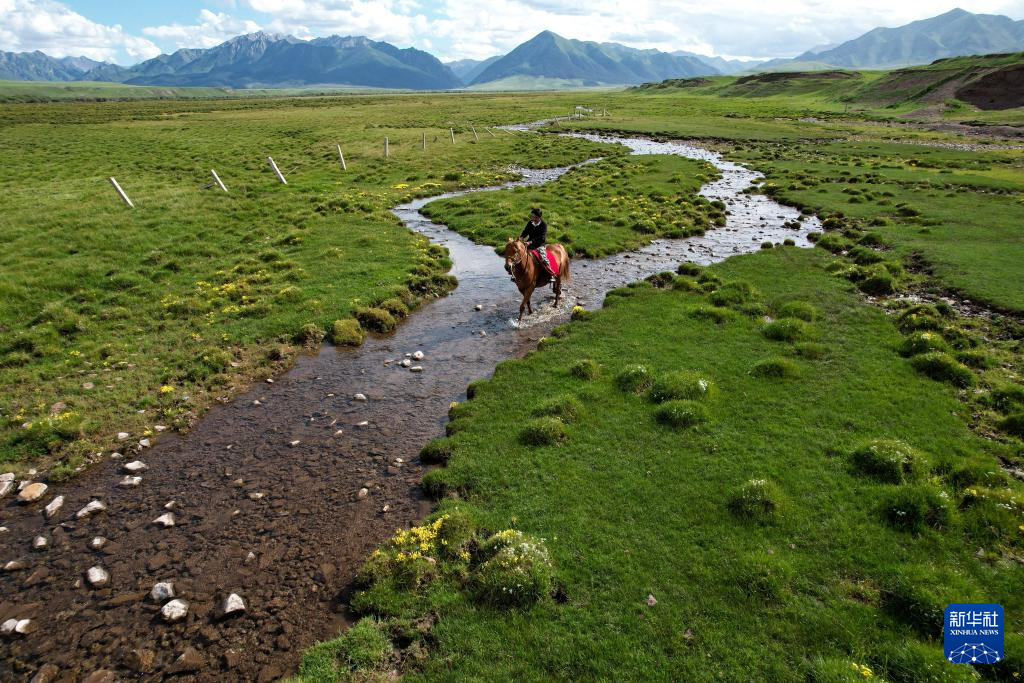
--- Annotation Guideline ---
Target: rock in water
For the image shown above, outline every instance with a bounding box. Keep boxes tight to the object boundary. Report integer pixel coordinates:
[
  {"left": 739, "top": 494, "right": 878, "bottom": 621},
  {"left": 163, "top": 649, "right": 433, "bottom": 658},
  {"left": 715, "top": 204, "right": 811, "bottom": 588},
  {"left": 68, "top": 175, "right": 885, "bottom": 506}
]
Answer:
[
  {"left": 86, "top": 566, "right": 110, "bottom": 588},
  {"left": 18, "top": 483, "right": 47, "bottom": 503},
  {"left": 354, "top": 393, "right": 367, "bottom": 401},
  {"left": 161, "top": 599, "right": 189, "bottom": 622},
  {"left": 169, "top": 647, "right": 204, "bottom": 673},
  {"left": 118, "top": 475, "right": 142, "bottom": 487},
  {"left": 412, "top": 350, "right": 424, "bottom": 360},
  {"left": 76, "top": 500, "right": 106, "bottom": 519},
  {"left": 410, "top": 366, "right": 424, "bottom": 373},
  {"left": 0, "top": 479, "right": 13, "bottom": 499},
  {"left": 43, "top": 496, "right": 64, "bottom": 518},
  {"left": 399, "top": 358, "right": 412, "bottom": 368},
  {"left": 32, "top": 536, "right": 48, "bottom": 551},
  {"left": 123, "top": 460, "right": 147, "bottom": 473},
  {"left": 221, "top": 593, "right": 246, "bottom": 618},
  {"left": 1, "top": 618, "right": 31, "bottom": 636},
  {"left": 152, "top": 513, "right": 175, "bottom": 528},
  {"left": 90, "top": 537, "right": 107, "bottom": 550},
  {"left": 150, "top": 581, "right": 175, "bottom": 602}
]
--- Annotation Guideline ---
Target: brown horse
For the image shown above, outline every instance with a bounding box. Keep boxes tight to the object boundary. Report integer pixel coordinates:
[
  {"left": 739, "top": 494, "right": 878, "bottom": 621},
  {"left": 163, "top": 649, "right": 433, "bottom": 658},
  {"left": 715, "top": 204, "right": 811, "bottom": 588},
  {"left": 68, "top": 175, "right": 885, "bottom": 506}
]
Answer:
[{"left": 503, "top": 237, "right": 571, "bottom": 322}]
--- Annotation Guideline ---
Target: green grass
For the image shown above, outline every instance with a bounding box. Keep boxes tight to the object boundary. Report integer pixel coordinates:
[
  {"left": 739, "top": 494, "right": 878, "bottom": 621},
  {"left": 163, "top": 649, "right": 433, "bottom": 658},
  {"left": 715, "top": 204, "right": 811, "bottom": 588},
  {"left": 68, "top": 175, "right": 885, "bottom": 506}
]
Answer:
[
  {"left": 0, "top": 91, "right": 621, "bottom": 469},
  {"left": 319, "top": 248, "right": 1023, "bottom": 681},
  {"left": 422, "top": 154, "right": 723, "bottom": 258}
]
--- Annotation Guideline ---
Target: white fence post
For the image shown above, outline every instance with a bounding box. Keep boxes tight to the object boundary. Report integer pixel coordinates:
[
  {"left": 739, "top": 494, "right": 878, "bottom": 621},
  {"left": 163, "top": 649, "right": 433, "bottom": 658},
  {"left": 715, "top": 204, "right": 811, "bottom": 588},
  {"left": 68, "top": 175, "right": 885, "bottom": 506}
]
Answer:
[
  {"left": 422, "top": 131, "right": 426, "bottom": 150},
  {"left": 210, "top": 169, "right": 228, "bottom": 193},
  {"left": 450, "top": 127, "right": 455, "bottom": 144},
  {"left": 485, "top": 127, "right": 496, "bottom": 137},
  {"left": 267, "top": 156, "right": 287, "bottom": 185},
  {"left": 470, "top": 124, "right": 479, "bottom": 142},
  {"left": 109, "top": 177, "right": 134, "bottom": 208},
  {"left": 337, "top": 145, "right": 347, "bottom": 170}
]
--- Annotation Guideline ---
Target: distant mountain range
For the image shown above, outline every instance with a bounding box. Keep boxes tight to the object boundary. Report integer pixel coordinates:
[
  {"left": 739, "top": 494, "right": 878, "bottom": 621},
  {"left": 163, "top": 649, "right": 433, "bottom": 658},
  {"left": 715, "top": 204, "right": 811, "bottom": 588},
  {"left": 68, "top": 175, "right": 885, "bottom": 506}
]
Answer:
[
  {"left": 2, "top": 9, "right": 1023, "bottom": 90},
  {"left": 759, "top": 8, "right": 1024, "bottom": 71}
]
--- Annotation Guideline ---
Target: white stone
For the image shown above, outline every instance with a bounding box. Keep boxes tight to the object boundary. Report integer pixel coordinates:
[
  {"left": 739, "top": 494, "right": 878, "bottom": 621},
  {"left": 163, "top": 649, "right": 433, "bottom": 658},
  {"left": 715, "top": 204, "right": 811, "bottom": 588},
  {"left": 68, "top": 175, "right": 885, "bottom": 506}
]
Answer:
[
  {"left": 0, "top": 480, "right": 12, "bottom": 499},
  {"left": 110, "top": 452, "right": 123, "bottom": 459},
  {"left": 399, "top": 359, "right": 412, "bottom": 368},
  {"left": 354, "top": 393, "right": 367, "bottom": 401},
  {"left": 161, "top": 599, "right": 189, "bottom": 622},
  {"left": 253, "top": 400, "right": 262, "bottom": 406},
  {"left": 474, "top": 304, "right": 483, "bottom": 311},
  {"left": 86, "top": 566, "right": 109, "bottom": 588},
  {"left": 17, "top": 482, "right": 47, "bottom": 503},
  {"left": 138, "top": 438, "right": 151, "bottom": 448},
  {"left": 358, "top": 488, "right": 369, "bottom": 498},
  {"left": 0, "top": 618, "right": 30, "bottom": 635},
  {"left": 289, "top": 440, "right": 300, "bottom": 447},
  {"left": 245, "top": 551, "right": 256, "bottom": 563},
  {"left": 123, "top": 461, "right": 147, "bottom": 473},
  {"left": 90, "top": 537, "right": 107, "bottom": 550},
  {"left": 334, "top": 430, "right": 344, "bottom": 436},
  {"left": 154, "top": 425, "right": 167, "bottom": 432},
  {"left": 248, "top": 492, "right": 264, "bottom": 501},
  {"left": 165, "top": 500, "right": 175, "bottom": 510},
  {"left": 265, "top": 378, "right": 274, "bottom": 384},
  {"left": 117, "top": 432, "right": 130, "bottom": 441},
  {"left": 412, "top": 351, "right": 424, "bottom": 361},
  {"left": 357, "top": 421, "right": 369, "bottom": 427},
  {"left": 150, "top": 581, "right": 175, "bottom": 602},
  {"left": 76, "top": 500, "right": 106, "bottom": 519},
  {"left": 32, "top": 536, "right": 48, "bottom": 550},
  {"left": 119, "top": 475, "right": 142, "bottom": 487},
  {"left": 222, "top": 593, "right": 246, "bottom": 616},
  {"left": 3, "top": 560, "right": 26, "bottom": 571},
  {"left": 44, "top": 496, "right": 64, "bottom": 518},
  {"left": 153, "top": 513, "right": 175, "bottom": 528},
  {"left": 0, "top": 472, "right": 13, "bottom": 482},
  {"left": 410, "top": 366, "right": 424, "bottom": 373}
]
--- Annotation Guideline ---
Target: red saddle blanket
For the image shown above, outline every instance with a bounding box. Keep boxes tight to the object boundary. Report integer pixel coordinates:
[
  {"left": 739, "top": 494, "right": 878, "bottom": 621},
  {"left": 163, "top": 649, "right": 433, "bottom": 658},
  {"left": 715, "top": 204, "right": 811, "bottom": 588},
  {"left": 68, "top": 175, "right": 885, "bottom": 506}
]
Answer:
[{"left": 530, "top": 248, "right": 560, "bottom": 277}]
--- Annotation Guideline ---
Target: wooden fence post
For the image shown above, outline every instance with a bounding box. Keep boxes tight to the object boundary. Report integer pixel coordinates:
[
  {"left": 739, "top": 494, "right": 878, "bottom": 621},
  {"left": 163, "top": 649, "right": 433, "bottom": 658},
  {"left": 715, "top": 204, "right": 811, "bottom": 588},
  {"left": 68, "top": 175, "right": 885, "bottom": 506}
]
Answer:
[
  {"left": 485, "top": 127, "right": 496, "bottom": 137},
  {"left": 109, "top": 177, "right": 134, "bottom": 208},
  {"left": 470, "top": 124, "right": 479, "bottom": 142},
  {"left": 422, "top": 131, "right": 426, "bottom": 150},
  {"left": 384, "top": 137, "right": 389, "bottom": 158},
  {"left": 210, "top": 169, "right": 228, "bottom": 193},
  {"left": 267, "top": 157, "right": 287, "bottom": 185},
  {"left": 337, "top": 145, "right": 347, "bottom": 170},
  {"left": 450, "top": 127, "right": 455, "bottom": 144}
]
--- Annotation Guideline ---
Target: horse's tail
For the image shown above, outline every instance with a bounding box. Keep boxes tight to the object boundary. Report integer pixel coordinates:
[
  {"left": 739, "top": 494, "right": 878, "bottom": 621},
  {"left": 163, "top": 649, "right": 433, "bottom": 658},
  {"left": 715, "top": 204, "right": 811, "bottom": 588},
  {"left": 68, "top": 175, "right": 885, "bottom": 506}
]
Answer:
[{"left": 557, "top": 244, "right": 571, "bottom": 282}]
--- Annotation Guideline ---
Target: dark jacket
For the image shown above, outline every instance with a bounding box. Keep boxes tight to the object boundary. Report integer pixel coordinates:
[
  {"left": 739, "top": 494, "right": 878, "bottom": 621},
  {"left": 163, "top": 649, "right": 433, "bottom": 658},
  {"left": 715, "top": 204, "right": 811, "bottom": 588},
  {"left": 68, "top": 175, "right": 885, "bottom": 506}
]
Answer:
[{"left": 520, "top": 219, "right": 547, "bottom": 250}]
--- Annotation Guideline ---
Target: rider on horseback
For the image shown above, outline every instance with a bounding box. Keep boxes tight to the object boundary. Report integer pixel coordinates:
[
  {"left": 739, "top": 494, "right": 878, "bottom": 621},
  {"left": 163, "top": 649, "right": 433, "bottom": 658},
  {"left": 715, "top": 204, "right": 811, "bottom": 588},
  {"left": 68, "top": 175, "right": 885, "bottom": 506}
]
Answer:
[{"left": 508, "top": 208, "right": 553, "bottom": 279}]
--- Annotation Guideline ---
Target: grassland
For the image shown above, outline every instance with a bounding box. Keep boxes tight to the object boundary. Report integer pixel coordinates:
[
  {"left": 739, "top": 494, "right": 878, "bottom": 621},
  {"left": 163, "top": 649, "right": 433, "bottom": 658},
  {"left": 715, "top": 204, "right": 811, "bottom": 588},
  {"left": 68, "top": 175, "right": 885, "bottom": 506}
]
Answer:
[
  {"left": 0, "top": 91, "right": 617, "bottom": 471},
  {"left": 0, "top": 80, "right": 402, "bottom": 103},
  {"left": 422, "top": 154, "right": 725, "bottom": 257},
  {"left": 299, "top": 248, "right": 1024, "bottom": 681}
]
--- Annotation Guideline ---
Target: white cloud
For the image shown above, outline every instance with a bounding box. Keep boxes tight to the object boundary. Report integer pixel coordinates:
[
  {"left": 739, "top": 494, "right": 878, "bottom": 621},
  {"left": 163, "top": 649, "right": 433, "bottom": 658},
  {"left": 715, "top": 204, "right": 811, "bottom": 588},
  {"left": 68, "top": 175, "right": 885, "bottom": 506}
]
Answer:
[
  {"left": 0, "top": 0, "right": 160, "bottom": 62},
  {"left": 143, "top": 10, "right": 263, "bottom": 49}
]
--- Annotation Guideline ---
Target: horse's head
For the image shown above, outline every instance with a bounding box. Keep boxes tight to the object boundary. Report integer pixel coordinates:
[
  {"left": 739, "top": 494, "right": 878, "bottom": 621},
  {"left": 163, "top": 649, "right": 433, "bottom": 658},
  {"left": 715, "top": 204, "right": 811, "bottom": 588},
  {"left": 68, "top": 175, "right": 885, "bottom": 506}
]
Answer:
[{"left": 503, "top": 237, "right": 527, "bottom": 270}]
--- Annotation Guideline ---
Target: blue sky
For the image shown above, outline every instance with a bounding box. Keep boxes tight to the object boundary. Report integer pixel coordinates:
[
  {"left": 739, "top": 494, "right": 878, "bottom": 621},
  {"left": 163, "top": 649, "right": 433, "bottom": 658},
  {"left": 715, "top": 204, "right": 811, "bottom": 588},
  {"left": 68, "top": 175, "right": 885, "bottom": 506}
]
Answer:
[{"left": 2, "top": 0, "right": 1023, "bottom": 65}]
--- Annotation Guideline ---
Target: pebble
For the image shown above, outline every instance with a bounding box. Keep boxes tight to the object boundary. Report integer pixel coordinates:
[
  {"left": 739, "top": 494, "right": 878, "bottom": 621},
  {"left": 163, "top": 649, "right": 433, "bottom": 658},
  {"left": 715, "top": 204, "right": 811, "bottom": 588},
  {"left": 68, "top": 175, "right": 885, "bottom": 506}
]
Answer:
[
  {"left": 138, "top": 438, "right": 151, "bottom": 448},
  {"left": 354, "top": 393, "right": 367, "bottom": 401},
  {"left": 82, "top": 382, "right": 94, "bottom": 390},
  {"left": 248, "top": 492, "right": 265, "bottom": 501},
  {"left": 118, "top": 475, "right": 142, "bottom": 487},
  {"left": 1, "top": 618, "right": 31, "bottom": 635},
  {"left": 480, "top": 330, "right": 487, "bottom": 336},
  {"left": 86, "top": 566, "right": 110, "bottom": 588},
  {"left": 18, "top": 482, "right": 48, "bottom": 503},
  {"left": 161, "top": 599, "right": 189, "bottom": 622},
  {"left": 3, "top": 559, "right": 26, "bottom": 571},
  {"left": 358, "top": 488, "right": 369, "bottom": 498},
  {"left": 412, "top": 350, "right": 425, "bottom": 361},
  {"left": 474, "top": 304, "right": 483, "bottom": 311},
  {"left": 117, "top": 432, "right": 130, "bottom": 441},
  {"left": 399, "top": 359, "right": 412, "bottom": 368},
  {"left": 123, "top": 460, "right": 147, "bottom": 473},
  {"left": 245, "top": 551, "right": 256, "bottom": 563},
  {"left": 169, "top": 646, "right": 204, "bottom": 673},
  {"left": 334, "top": 429, "right": 344, "bottom": 436},
  {"left": 32, "top": 536, "right": 48, "bottom": 551},
  {"left": 90, "top": 537, "right": 107, "bottom": 550},
  {"left": 410, "top": 366, "right": 424, "bottom": 373},
  {"left": 164, "top": 500, "right": 175, "bottom": 510},
  {"left": 0, "top": 479, "right": 13, "bottom": 499},
  {"left": 357, "top": 421, "right": 369, "bottom": 427},
  {"left": 76, "top": 500, "right": 106, "bottom": 519},
  {"left": 150, "top": 581, "right": 175, "bottom": 602},
  {"left": 221, "top": 593, "right": 246, "bottom": 617},
  {"left": 153, "top": 513, "right": 175, "bottom": 528},
  {"left": 265, "top": 378, "right": 274, "bottom": 384},
  {"left": 253, "top": 400, "right": 262, "bottom": 406},
  {"left": 154, "top": 425, "right": 167, "bottom": 432}
]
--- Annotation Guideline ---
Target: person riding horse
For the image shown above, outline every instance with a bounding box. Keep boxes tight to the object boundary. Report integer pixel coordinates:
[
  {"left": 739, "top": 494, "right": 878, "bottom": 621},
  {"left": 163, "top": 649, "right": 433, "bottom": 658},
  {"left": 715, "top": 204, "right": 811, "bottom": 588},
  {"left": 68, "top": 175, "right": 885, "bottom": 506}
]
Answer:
[{"left": 502, "top": 207, "right": 571, "bottom": 321}]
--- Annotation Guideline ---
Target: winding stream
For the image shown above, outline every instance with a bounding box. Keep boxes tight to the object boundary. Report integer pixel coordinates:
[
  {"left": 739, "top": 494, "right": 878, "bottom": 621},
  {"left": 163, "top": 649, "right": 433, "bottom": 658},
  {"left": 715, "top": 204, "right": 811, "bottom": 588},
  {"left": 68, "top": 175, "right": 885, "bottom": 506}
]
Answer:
[{"left": 0, "top": 128, "right": 819, "bottom": 681}]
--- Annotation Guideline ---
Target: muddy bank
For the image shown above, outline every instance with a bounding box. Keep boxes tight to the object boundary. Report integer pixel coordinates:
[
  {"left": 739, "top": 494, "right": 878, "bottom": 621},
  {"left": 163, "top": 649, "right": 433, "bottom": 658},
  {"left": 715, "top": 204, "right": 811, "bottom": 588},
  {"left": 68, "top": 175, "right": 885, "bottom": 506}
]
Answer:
[{"left": 0, "top": 128, "right": 817, "bottom": 681}]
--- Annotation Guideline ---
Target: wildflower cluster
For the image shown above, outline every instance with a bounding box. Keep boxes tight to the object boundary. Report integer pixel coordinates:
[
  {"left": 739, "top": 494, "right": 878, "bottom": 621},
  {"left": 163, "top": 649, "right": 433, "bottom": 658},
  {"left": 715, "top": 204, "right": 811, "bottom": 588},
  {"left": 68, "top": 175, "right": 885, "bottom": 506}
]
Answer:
[{"left": 472, "top": 530, "right": 554, "bottom": 607}]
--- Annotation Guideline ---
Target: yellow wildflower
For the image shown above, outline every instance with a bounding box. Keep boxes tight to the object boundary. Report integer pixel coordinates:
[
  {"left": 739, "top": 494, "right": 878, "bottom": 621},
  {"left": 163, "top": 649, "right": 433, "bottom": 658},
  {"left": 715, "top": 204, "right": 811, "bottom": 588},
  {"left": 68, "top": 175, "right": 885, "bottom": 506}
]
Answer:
[{"left": 159, "top": 385, "right": 174, "bottom": 394}]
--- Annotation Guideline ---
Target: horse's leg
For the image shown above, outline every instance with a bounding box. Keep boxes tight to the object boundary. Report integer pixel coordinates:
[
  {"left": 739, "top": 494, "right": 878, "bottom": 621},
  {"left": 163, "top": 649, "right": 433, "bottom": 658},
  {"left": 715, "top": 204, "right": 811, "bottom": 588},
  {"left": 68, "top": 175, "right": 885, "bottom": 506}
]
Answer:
[
  {"left": 553, "top": 277, "right": 562, "bottom": 307},
  {"left": 518, "top": 295, "right": 526, "bottom": 322},
  {"left": 526, "top": 285, "right": 535, "bottom": 314}
]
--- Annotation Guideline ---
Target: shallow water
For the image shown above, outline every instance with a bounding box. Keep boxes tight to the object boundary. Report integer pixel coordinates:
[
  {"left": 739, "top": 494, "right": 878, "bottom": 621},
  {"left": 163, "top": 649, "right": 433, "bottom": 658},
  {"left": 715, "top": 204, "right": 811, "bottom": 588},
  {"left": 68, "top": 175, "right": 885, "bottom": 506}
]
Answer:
[{"left": 0, "top": 126, "right": 819, "bottom": 680}]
